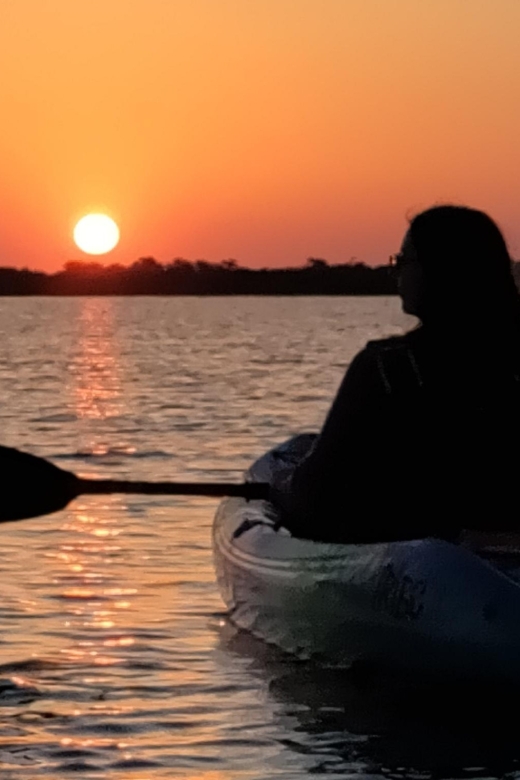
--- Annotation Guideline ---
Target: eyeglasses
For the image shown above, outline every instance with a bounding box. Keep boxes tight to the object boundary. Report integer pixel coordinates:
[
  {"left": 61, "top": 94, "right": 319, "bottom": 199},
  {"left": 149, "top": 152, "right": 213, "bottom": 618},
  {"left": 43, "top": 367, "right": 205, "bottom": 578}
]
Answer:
[{"left": 388, "top": 253, "right": 416, "bottom": 269}]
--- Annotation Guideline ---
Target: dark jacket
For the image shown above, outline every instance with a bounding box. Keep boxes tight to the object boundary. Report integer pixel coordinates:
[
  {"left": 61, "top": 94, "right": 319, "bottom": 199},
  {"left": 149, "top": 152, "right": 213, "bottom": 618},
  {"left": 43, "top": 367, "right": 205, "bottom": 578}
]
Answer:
[{"left": 276, "top": 326, "right": 520, "bottom": 543}]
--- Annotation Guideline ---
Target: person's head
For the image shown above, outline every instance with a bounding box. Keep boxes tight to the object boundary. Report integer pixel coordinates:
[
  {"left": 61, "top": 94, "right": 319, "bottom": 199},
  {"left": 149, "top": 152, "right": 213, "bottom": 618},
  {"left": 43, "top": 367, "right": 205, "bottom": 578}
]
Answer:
[{"left": 394, "top": 205, "right": 518, "bottom": 330}]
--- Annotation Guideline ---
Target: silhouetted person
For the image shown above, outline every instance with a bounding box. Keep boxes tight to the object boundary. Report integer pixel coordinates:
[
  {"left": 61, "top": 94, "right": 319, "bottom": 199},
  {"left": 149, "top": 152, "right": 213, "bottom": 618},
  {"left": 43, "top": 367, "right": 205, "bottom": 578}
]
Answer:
[{"left": 274, "top": 205, "right": 520, "bottom": 543}]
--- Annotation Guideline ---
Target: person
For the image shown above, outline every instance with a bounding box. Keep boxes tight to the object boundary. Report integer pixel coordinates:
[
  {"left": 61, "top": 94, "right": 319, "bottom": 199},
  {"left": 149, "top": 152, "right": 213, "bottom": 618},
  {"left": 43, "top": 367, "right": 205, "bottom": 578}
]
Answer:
[{"left": 273, "top": 205, "right": 520, "bottom": 543}]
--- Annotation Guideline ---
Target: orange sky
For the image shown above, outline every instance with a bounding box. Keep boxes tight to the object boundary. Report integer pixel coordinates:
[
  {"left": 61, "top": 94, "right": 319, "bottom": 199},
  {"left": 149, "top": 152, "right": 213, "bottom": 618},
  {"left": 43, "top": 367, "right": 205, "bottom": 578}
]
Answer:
[{"left": 1, "top": 0, "right": 520, "bottom": 271}]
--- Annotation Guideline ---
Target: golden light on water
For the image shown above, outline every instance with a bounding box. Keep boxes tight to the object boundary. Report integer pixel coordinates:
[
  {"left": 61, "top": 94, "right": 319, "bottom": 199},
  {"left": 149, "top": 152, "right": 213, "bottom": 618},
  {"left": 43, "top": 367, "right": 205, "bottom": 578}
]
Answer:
[
  {"left": 73, "top": 214, "right": 120, "bottom": 255},
  {"left": 69, "top": 298, "right": 124, "bottom": 422}
]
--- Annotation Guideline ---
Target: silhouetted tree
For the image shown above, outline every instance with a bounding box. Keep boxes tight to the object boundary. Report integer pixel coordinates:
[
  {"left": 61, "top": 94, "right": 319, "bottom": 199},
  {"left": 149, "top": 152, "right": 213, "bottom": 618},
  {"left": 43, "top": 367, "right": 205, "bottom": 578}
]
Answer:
[{"left": 306, "top": 257, "right": 329, "bottom": 269}]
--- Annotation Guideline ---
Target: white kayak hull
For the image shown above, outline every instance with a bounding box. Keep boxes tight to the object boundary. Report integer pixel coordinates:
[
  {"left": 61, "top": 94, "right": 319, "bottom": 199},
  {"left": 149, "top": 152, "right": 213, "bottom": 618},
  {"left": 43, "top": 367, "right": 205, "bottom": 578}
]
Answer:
[{"left": 213, "top": 437, "right": 520, "bottom": 681}]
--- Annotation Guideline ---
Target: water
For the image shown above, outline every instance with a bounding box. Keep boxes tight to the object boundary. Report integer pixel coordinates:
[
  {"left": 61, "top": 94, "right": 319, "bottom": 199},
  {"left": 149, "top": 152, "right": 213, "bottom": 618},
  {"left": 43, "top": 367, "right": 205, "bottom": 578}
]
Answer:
[{"left": 0, "top": 296, "right": 517, "bottom": 779}]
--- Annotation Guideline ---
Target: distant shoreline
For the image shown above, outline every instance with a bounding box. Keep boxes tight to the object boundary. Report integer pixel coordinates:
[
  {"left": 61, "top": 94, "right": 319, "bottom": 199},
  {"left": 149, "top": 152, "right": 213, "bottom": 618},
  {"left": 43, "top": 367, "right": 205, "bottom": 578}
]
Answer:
[{"left": 0, "top": 257, "right": 398, "bottom": 296}]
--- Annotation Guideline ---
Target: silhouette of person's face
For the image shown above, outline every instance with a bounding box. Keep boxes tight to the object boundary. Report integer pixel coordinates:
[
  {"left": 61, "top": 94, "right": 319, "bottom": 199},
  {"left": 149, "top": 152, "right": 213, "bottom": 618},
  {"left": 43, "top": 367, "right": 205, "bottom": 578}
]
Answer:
[{"left": 397, "top": 231, "right": 424, "bottom": 318}]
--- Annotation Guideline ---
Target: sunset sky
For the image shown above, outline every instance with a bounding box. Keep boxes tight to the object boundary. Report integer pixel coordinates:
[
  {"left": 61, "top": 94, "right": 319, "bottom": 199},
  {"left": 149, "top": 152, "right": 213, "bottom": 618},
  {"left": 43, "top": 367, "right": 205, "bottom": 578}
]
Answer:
[{"left": 1, "top": 0, "right": 520, "bottom": 271}]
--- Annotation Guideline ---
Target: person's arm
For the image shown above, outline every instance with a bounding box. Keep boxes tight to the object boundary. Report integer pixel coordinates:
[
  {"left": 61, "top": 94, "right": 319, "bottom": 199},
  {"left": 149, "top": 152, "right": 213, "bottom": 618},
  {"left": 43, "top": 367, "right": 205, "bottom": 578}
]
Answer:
[
  {"left": 272, "top": 346, "right": 386, "bottom": 537},
  {"left": 304, "top": 347, "right": 384, "bottom": 464}
]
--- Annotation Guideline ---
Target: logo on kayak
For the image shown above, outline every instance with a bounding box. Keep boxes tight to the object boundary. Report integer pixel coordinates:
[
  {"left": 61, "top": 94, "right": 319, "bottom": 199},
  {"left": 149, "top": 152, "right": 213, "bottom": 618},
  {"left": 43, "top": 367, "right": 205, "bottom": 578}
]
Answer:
[{"left": 372, "top": 564, "right": 426, "bottom": 621}]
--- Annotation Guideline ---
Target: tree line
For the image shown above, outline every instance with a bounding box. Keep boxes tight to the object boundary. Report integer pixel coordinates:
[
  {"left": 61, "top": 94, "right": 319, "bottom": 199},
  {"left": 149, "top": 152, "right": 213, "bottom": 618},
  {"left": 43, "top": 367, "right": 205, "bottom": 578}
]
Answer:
[
  {"left": 2, "top": 255, "right": 519, "bottom": 296},
  {"left": 0, "top": 257, "right": 399, "bottom": 295}
]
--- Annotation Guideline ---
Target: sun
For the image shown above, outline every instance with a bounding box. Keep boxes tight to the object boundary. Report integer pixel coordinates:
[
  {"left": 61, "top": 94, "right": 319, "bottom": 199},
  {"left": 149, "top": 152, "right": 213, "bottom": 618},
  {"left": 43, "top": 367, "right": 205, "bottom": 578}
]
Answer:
[{"left": 73, "top": 214, "right": 120, "bottom": 255}]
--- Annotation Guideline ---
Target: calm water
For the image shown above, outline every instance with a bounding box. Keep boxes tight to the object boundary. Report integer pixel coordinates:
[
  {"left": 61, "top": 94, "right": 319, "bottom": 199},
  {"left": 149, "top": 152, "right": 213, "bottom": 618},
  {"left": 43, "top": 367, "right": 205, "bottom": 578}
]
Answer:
[{"left": 0, "top": 296, "right": 518, "bottom": 779}]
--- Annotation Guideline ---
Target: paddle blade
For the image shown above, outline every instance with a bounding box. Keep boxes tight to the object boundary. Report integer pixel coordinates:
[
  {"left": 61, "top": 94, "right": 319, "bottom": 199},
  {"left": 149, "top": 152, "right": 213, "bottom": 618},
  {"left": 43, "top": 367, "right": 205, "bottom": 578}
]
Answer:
[{"left": 0, "top": 446, "right": 80, "bottom": 521}]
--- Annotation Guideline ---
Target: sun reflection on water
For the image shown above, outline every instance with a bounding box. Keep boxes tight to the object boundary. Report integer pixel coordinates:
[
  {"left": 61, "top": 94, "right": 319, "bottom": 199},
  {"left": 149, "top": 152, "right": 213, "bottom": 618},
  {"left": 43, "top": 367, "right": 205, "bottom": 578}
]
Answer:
[
  {"left": 50, "top": 298, "right": 141, "bottom": 669},
  {"left": 63, "top": 297, "right": 141, "bottom": 470},
  {"left": 68, "top": 298, "right": 124, "bottom": 422},
  {"left": 48, "top": 501, "right": 136, "bottom": 671}
]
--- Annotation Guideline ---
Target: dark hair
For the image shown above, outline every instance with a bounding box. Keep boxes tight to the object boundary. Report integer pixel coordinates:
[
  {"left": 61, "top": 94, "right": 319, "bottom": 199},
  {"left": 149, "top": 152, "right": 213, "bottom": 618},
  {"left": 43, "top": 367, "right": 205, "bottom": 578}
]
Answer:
[{"left": 408, "top": 205, "right": 520, "bottom": 337}]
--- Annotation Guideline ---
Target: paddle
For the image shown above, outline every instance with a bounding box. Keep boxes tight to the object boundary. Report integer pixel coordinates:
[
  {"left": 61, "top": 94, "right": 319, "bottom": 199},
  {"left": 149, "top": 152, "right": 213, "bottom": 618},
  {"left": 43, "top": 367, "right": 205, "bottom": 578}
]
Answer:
[{"left": 0, "top": 445, "right": 270, "bottom": 522}]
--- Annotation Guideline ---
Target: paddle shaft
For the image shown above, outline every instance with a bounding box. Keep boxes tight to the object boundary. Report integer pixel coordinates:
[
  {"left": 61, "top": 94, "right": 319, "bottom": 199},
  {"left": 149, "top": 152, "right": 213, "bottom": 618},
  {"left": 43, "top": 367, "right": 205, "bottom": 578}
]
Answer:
[
  {"left": 76, "top": 477, "right": 270, "bottom": 500},
  {"left": 0, "top": 444, "right": 270, "bottom": 521}
]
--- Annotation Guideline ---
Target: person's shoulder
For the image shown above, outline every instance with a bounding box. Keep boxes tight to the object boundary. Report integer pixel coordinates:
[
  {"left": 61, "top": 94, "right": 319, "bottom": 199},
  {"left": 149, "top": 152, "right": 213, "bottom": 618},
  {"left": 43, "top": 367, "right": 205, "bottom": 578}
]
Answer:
[
  {"left": 365, "top": 332, "right": 416, "bottom": 355},
  {"left": 346, "top": 334, "right": 410, "bottom": 373},
  {"left": 363, "top": 330, "right": 424, "bottom": 393},
  {"left": 345, "top": 330, "right": 421, "bottom": 381}
]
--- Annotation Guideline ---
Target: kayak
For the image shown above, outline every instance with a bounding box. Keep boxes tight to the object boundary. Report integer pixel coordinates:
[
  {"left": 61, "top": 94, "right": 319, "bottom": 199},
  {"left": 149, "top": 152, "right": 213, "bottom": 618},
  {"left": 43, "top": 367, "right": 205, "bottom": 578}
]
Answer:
[{"left": 213, "top": 435, "right": 520, "bottom": 682}]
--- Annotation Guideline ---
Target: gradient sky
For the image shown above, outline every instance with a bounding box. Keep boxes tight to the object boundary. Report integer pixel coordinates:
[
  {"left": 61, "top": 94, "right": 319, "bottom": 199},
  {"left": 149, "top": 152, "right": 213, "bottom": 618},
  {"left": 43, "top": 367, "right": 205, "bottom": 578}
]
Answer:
[{"left": 1, "top": 0, "right": 520, "bottom": 271}]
